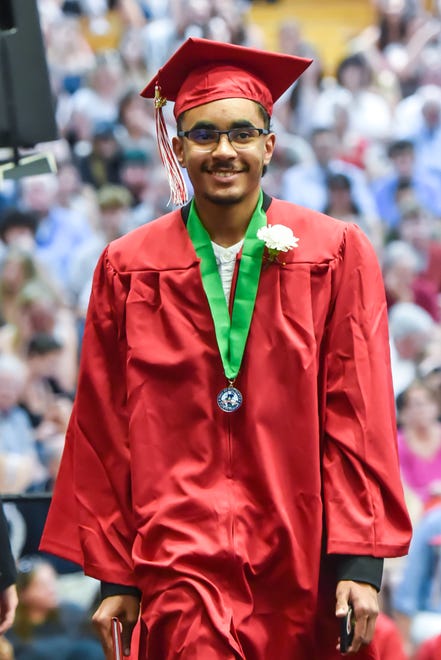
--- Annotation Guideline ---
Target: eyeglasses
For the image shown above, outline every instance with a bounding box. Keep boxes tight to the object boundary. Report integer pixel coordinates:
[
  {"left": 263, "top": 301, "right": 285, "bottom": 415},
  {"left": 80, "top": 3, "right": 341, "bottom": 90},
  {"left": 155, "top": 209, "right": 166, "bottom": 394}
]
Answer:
[{"left": 177, "top": 127, "right": 270, "bottom": 150}]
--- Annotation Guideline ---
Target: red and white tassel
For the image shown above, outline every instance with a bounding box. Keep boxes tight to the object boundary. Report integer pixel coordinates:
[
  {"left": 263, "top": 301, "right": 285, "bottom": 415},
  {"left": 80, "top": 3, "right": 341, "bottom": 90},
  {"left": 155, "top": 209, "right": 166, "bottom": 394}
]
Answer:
[{"left": 154, "top": 86, "right": 188, "bottom": 207}]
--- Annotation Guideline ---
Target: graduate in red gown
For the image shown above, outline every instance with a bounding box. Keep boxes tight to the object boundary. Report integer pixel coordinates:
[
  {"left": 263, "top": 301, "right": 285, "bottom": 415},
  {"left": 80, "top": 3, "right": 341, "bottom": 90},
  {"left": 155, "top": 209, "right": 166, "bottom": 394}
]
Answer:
[{"left": 40, "top": 38, "right": 412, "bottom": 659}]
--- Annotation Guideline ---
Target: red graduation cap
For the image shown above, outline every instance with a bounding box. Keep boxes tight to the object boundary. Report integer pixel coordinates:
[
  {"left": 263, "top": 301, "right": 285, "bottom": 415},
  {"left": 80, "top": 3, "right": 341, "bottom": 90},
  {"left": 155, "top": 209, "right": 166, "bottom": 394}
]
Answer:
[
  {"left": 141, "top": 37, "right": 312, "bottom": 116},
  {"left": 140, "top": 37, "right": 312, "bottom": 205}
]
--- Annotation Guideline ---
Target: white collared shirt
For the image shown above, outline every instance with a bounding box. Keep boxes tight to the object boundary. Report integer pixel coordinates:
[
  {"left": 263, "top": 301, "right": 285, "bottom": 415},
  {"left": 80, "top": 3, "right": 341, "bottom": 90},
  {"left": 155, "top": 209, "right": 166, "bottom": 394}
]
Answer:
[{"left": 211, "top": 239, "right": 244, "bottom": 303}]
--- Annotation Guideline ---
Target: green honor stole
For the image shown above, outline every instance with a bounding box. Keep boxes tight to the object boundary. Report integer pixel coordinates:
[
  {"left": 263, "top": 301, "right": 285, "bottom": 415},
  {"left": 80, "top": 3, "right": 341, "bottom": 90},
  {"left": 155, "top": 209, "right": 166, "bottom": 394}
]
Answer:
[{"left": 187, "top": 190, "right": 266, "bottom": 411}]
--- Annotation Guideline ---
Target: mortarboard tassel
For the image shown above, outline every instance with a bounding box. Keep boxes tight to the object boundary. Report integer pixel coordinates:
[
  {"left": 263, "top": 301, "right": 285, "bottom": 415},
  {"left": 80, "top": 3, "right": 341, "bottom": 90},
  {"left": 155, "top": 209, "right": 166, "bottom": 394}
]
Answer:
[{"left": 154, "top": 86, "right": 188, "bottom": 207}]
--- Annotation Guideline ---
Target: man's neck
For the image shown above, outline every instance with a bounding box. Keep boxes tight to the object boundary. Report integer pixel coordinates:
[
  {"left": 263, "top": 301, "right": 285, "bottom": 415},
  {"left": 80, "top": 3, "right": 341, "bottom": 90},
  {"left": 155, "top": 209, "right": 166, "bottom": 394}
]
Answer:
[{"left": 193, "top": 192, "right": 260, "bottom": 247}]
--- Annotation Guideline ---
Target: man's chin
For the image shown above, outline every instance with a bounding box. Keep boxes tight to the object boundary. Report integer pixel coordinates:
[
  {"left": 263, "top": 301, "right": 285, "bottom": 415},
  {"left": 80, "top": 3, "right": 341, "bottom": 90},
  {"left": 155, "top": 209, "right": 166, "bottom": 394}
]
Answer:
[{"left": 203, "top": 191, "right": 244, "bottom": 206}]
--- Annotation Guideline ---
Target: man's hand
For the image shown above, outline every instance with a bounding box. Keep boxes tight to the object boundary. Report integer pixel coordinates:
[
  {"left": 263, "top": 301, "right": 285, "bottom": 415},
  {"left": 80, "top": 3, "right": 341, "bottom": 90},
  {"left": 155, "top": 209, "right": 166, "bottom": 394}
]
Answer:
[
  {"left": 0, "top": 585, "right": 18, "bottom": 635},
  {"left": 92, "top": 594, "right": 140, "bottom": 659},
  {"left": 335, "top": 580, "right": 379, "bottom": 655}
]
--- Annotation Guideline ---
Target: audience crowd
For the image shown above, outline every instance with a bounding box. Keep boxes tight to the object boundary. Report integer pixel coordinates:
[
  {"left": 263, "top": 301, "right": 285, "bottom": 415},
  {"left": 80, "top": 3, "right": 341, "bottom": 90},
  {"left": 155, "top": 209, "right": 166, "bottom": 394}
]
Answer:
[{"left": 1, "top": 0, "right": 441, "bottom": 657}]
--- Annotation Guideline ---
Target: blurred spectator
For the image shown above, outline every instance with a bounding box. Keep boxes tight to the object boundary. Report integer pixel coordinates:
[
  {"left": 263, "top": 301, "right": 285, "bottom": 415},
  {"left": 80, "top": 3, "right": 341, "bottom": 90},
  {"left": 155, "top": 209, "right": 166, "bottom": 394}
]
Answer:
[
  {"left": 312, "top": 53, "right": 393, "bottom": 141},
  {"left": 79, "top": 1, "right": 136, "bottom": 52},
  {"left": 393, "top": 498, "right": 441, "bottom": 656},
  {"left": 258, "top": 128, "right": 314, "bottom": 200},
  {"left": 114, "top": 88, "right": 156, "bottom": 156},
  {"left": 388, "top": 301, "right": 436, "bottom": 397},
  {"left": 64, "top": 51, "right": 124, "bottom": 136},
  {"left": 210, "top": 0, "right": 264, "bottom": 46},
  {"left": 272, "top": 19, "right": 318, "bottom": 131},
  {"left": 0, "top": 354, "right": 45, "bottom": 495},
  {"left": 276, "top": 17, "right": 308, "bottom": 59},
  {"left": 68, "top": 184, "right": 132, "bottom": 315},
  {"left": 141, "top": 0, "right": 207, "bottom": 73},
  {"left": 126, "top": 164, "right": 179, "bottom": 230},
  {"left": 275, "top": 41, "right": 324, "bottom": 138},
  {"left": 118, "top": 148, "right": 153, "bottom": 207},
  {"left": 118, "top": 27, "right": 150, "bottom": 90},
  {"left": 280, "top": 126, "right": 379, "bottom": 220},
  {"left": 414, "top": 86, "right": 441, "bottom": 170},
  {"left": 396, "top": 380, "right": 441, "bottom": 506},
  {"left": 336, "top": 52, "right": 393, "bottom": 137},
  {"left": 76, "top": 121, "right": 123, "bottom": 189},
  {"left": 394, "top": 85, "right": 441, "bottom": 180},
  {"left": 0, "top": 210, "right": 38, "bottom": 256},
  {"left": 13, "top": 281, "right": 78, "bottom": 393},
  {"left": 45, "top": 14, "right": 95, "bottom": 101},
  {"left": 350, "top": 0, "right": 441, "bottom": 98},
  {"left": 382, "top": 240, "right": 440, "bottom": 320},
  {"left": 371, "top": 139, "right": 441, "bottom": 230},
  {"left": 55, "top": 161, "right": 98, "bottom": 228},
  {"left": 5, "top": 556, "right": 103, "bottom": 659},
  {"left": 21, "top": 332, "right": 73, "bottom": 434},
  {"left": 140, "top": 0, "right": 261, "bottom": 80},
  {"left": 420, "top": 358, "right": 441, "bottom": 413},
  {"left": 0, "top": 251, "right": 41, "bottom": 330},
  {"left": 135, "top": 0, "right": 172, "bottom": 21},
  {"left": 19, "top": 175, "right": 92, "bottom": 295},
  {"left": 397, "top": 199, "right": 441, "bottom": 296},
  {"left": 324, "top": 172, "right": 383, "bottom": 251},
  {"left": 139, "top": 3, "right": 177, "bottom": 76},
  {"left": 324, "top": 95, "right": 375, "bottom": 173}
]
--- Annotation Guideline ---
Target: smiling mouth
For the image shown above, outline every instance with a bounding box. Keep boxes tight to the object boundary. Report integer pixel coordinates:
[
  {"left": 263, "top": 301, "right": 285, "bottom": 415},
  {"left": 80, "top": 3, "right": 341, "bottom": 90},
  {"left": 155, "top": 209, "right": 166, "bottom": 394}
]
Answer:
[{"left": 209, "top": 170, "right": 241, "bottom": 177}]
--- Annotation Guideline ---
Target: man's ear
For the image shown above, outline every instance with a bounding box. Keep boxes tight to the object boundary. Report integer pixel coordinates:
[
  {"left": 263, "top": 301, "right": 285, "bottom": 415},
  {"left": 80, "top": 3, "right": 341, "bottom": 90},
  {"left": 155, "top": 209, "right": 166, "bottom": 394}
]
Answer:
[
  {"left": 172, "top": 136, "right": 185, "bottom": 168},
  {"left": 263, "top": 132, "right": 276, "bottom": 167}
]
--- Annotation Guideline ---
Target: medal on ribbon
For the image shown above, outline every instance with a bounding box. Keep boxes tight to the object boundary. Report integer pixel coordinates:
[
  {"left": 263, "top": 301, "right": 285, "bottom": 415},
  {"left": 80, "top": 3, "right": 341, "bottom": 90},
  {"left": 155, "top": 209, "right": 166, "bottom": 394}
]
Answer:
[{"left": 217, "top": 384, "right": 243, "bottom": 412}]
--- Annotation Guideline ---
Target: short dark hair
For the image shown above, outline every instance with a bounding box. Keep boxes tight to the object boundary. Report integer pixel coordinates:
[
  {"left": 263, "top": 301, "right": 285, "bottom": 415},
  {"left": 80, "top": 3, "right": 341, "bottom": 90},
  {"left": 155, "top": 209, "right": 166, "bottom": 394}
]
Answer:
[
  {"left": 396, "top": 379, "right": 437, "bottom": 414},
  {"left": 0, "top": 207, "right": 38, "bottom": 242},
  {"left": 388, "top": 139, "right": 414, "bottom": 159},
  {"left": 336, "top": 53, "right": 371, "bottom": 86},
  {"left": 309, "top": 126, "right": 333, "bottom": 141},
  {"left": 326, "top": 173, "right": 351, "bottom": 191},
  {"left": 27, "top": 332, "right": 63, "bottom": 357}
]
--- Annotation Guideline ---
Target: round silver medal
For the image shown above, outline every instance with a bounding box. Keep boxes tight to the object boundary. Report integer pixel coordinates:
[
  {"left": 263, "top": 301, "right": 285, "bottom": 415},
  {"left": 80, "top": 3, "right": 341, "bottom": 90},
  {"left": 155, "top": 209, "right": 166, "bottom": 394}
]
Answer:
[{"left": 217, "top": 386, "right": 243, "bottom": 412}]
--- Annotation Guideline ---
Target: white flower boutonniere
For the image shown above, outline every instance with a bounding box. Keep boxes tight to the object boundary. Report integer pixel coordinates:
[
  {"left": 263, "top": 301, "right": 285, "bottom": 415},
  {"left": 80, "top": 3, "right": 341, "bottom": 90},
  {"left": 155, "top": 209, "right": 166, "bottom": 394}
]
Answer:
[{"left": 257, "top": 224, "right": 299, "bottom": 265}]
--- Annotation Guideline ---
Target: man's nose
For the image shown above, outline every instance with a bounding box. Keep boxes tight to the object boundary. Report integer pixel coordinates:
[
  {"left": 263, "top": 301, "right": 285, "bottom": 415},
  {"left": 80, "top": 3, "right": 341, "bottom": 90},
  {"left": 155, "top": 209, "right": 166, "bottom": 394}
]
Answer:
[{"left": 211, "top": 133, "right": 236, "bottom": 156}]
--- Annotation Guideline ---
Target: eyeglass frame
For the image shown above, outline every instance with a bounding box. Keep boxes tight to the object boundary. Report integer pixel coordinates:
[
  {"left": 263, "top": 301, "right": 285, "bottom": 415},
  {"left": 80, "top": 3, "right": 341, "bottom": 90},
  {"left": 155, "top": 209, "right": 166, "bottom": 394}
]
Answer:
[{"left": 176, "top": 126, "right": 271, "bottom": 149}]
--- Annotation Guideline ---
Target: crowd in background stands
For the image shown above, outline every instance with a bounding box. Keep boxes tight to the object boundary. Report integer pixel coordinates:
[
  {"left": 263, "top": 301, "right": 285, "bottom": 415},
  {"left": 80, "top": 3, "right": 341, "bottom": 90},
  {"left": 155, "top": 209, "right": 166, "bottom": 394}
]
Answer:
[{"left": 0, "top": 0, "right": 441, "bottom": 657}]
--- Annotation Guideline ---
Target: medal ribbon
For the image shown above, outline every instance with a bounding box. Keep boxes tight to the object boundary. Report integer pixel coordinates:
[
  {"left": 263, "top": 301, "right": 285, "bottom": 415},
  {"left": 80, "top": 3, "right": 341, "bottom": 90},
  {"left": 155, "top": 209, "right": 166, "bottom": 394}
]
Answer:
[{"left": 187, "top": 190, "right": 266, "bottom": 381}]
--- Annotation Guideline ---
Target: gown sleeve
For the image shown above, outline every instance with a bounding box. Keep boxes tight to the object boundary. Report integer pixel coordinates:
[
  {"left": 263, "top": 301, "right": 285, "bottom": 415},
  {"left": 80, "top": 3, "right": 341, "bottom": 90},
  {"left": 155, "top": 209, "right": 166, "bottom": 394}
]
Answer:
[
  {"left": 40, "top": 248, "right": 138, "bottom": 586},
  {"left": 322, "top": 223, "right": 412, "bottom": 558}
]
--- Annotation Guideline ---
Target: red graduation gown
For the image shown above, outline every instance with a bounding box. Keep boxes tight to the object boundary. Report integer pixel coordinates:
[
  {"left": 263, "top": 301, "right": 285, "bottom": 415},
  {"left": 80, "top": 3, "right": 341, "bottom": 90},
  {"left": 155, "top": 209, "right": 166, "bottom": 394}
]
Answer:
[{"left": 41, "top": 197, "right": 411, "bottom": 659}]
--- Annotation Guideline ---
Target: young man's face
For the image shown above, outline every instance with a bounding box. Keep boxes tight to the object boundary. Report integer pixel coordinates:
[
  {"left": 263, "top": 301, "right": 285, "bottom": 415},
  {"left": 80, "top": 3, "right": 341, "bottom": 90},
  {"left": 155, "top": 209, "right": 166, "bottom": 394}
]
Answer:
[{"left": 173, "top": 98, "right": 275, "bottom": 207}]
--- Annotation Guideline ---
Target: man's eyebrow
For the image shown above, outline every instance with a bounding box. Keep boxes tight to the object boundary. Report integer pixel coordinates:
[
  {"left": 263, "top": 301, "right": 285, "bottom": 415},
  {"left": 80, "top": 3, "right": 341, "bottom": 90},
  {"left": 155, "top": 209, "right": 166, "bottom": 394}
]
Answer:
[
  {"left": 187, "top": 119, "right": 257, "bottom": 130},
  {"left": 187, "top": 121, "right": 216, "bottom": 130},
  {"left": 230, "top": 120, "right": 256, "bottom": 128}
]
